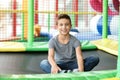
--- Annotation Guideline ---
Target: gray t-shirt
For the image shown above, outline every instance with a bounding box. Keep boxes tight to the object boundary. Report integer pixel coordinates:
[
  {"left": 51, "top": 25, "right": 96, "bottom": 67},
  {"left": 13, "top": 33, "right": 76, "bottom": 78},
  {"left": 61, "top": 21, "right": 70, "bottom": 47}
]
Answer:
[{"left": 49, "top": 34, "right": 81, "bottom": 63}]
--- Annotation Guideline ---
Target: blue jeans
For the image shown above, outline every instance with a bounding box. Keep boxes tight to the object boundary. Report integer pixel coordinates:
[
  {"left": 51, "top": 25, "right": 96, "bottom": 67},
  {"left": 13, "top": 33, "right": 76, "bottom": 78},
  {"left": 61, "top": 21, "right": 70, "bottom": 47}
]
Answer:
[{"left": 40, "top": 56, "right": 99, "bottom": 73}]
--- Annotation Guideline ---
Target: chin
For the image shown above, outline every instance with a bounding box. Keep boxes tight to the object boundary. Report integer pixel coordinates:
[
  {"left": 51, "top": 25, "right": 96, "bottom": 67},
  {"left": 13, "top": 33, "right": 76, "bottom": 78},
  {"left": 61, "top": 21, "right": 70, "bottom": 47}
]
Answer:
[{"left": 61, "top": 33, "right": 68, "bottom": 36}]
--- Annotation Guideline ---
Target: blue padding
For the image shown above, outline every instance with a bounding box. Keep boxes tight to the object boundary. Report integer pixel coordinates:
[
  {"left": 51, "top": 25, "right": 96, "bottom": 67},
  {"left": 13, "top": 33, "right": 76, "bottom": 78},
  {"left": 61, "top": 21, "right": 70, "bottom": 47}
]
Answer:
[
  {"left": 40, "top": 32, "right": 50, "bottom": 37},
  {"left": 40, "top": 32, "right": 51, "bottom": 39},
  {"left": 70, "top": 28, "right": 79, "bottom": 32},
  {"left": 74, "top": 32, "right": 102, "bottom": 41},
  {"left": 40, "top": 30, "right": 102, "bottom": 41},
  {"left": 97, "top": 16, "right": 112, "bottom": 35}
]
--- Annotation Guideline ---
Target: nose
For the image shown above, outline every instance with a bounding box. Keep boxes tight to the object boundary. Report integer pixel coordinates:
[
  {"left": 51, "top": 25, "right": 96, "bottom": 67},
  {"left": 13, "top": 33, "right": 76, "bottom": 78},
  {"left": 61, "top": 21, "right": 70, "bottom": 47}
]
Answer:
[{"left": 62, "top": 25, "right": 66, "bottom": 29}]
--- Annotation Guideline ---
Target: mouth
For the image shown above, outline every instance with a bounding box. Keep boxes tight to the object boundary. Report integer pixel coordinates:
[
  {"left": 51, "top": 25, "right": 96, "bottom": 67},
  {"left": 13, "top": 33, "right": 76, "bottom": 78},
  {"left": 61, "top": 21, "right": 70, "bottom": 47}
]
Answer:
[
  {"left": 61, "top": 30, "right": 67, "bottom": 33},
  {"left": 61, "top": 30, "right": 68, "bottom": 35}
]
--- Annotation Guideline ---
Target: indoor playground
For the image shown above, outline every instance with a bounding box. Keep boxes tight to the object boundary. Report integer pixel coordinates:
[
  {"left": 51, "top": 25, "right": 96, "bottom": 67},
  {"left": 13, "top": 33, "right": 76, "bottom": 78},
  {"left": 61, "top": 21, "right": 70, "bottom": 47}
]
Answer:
[{"left": 0, "top": 0, "right": 120, "bottom": 80}]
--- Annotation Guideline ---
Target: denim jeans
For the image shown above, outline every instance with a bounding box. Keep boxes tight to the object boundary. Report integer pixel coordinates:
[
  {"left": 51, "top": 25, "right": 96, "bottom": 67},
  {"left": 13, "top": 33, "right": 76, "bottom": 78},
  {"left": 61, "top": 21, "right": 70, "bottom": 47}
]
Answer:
[{"left": 40, "top": 56, "right": 99, "bottom": 73}]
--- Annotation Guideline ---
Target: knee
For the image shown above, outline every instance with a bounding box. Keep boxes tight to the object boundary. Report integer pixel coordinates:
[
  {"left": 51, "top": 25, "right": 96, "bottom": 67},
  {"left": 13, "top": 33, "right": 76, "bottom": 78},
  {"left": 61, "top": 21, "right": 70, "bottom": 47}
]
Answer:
[
  {"left": 40, "top": 60, "right": 49, "bottom": 68},
  {"left": 40, "top": 60, "right": 51, "bottom": 73},
  {"left": 84, "top": 56, "right": 99, "bottom": 71},
  {"left": 90, "top": 56, "right": 99, "bottom": 64},
  {"left": 94, "top": 56, "right": 99, "bottom": 63},
  {"left": 96, "top": 56, "right": 99, "bottom": 63}
]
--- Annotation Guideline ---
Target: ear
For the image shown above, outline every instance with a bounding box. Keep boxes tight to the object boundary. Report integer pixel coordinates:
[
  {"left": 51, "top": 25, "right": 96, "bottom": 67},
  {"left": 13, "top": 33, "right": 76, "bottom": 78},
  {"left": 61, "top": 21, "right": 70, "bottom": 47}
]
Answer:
[{"left": 70, "top": 24, "right": 72, "bottom": 28}]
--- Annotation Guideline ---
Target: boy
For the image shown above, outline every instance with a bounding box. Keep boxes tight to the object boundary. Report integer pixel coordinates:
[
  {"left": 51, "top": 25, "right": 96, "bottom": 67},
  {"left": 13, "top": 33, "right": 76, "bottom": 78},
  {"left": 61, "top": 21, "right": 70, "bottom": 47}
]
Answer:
[{"left": 40, "top": 14, "right": 99, "bottom": 74}]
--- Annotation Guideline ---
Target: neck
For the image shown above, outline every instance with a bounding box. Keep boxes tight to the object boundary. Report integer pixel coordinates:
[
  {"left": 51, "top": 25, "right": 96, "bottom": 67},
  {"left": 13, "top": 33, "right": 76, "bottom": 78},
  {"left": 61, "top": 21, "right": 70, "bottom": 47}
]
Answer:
[
  {"left": 58, "top": 34, "right": 70, "bottom": 44},
  {"left": 59, "top": 34, "right": 70, "bottom": 40}
]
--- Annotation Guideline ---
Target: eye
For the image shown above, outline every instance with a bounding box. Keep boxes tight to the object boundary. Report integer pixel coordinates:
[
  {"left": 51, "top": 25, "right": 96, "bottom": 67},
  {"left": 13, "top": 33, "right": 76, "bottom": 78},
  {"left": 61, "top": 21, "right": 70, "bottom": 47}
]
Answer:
[
  {"left": 65, "top": 23, "right": 69, "bottom": 26},
  {"left": 59, "top": 24, "right": 63, "bottom": 26}
]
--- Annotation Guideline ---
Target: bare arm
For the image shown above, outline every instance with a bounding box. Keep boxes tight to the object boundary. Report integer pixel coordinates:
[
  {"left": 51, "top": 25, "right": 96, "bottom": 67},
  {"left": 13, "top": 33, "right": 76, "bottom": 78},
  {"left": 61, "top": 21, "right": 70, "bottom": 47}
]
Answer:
[
  {"left": 48, "top": 48, "right": 61, "bottom": 73},
  {"left": 75, "top": 46, "right": 84, "bottom": 72}
]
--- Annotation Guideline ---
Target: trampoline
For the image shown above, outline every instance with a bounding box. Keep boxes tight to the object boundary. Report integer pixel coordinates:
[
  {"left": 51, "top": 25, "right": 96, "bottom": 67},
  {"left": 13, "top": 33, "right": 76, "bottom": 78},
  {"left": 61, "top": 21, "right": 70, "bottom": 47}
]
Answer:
[{"left": 0, "top": 50, "right": 117, "bottom": 79}]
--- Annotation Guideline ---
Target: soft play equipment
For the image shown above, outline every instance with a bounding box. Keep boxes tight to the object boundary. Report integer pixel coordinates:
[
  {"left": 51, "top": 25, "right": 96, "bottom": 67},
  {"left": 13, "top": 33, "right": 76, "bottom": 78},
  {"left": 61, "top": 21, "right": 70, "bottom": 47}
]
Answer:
[
  {"left": 90, "top": 0, "right": 119, "bottom": 15},
  {"left": 34, "top": 24, "right": 41, "bottom": 37},
  {"left": 0, "top": 70, "right": 117, "bottom": 80},
  {"left": 108, "top": 0, "right": 119, "bottom": 12},
  {"left": 90, "top": 15, "right": 119, "bottom": 35},
  {"left": 0, "top": 0, "right": 120, "bottom": 80}
]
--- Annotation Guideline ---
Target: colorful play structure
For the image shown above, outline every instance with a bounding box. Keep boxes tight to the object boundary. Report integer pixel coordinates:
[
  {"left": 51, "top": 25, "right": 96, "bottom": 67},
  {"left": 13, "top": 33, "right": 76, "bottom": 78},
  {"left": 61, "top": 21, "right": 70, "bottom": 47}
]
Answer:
[{"left": 0, "top": 0, "right": 120, "bottom": 79}]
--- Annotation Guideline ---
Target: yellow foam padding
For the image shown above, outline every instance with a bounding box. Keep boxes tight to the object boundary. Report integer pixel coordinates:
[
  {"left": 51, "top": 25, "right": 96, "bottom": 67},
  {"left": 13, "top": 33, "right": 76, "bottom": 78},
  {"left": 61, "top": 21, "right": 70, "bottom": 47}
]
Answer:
[
  {"left": 91, "top": 39, "right": 118, "bottom": 56},
  {"left": 102, "top": 77, "right": 120, "bottom": 80},
  {"left": 0, "top": 42, "right": 25, "bottom": 52}
]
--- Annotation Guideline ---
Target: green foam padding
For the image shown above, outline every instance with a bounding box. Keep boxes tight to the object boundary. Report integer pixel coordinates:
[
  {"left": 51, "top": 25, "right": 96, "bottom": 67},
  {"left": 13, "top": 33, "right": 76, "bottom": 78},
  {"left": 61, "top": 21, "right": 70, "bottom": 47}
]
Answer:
[
  {"left": 0, "top": 70, "right": 117, "bottom": 80},
  {"left": 25, "top": 41, "right": 97, "bottom": 51}
]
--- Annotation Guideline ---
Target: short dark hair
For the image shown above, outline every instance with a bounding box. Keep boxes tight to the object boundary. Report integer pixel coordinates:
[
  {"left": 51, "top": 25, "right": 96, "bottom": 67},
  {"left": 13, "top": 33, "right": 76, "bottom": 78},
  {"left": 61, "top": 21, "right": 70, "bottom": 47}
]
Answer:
[{"left": 56, "top": 14, "right": 71, "bottom": 25}]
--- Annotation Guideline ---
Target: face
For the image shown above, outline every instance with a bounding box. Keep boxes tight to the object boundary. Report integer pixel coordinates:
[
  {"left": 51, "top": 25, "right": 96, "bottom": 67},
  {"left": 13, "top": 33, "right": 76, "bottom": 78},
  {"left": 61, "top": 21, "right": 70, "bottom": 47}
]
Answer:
[{"left": 57, "top": 19, "right": 71, "bottom": 36}]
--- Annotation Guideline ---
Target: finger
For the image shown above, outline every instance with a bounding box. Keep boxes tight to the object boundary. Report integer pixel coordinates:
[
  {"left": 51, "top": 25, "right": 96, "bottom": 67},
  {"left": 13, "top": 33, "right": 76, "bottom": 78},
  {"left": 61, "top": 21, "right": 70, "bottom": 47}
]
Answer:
[
  {"left": 51, "top": 70, "right": 57, "bottom": 74},
  {"left": 58, "top": 67, "right": 61, "bottom": 71}
]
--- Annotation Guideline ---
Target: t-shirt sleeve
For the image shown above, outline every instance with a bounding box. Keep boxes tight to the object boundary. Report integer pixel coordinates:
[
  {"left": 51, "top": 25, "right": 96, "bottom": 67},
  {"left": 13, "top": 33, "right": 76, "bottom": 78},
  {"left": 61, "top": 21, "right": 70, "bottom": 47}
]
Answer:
[
  {"left": 48, "top": 39, "right": 55, "bottom": 48},
  {"left": 73, "top": 39, "right": 81, "bottom": 48}
]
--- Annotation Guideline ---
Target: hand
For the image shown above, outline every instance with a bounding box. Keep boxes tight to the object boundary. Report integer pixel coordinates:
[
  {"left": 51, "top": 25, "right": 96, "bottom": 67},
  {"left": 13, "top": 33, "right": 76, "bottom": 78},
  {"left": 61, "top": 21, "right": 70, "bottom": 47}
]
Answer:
[
  {"left": 78, "top": 68, "right": 84, "bottom": 72},
  {"left": 51, "top": 66, "right": 61, "bottom": 74}
]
